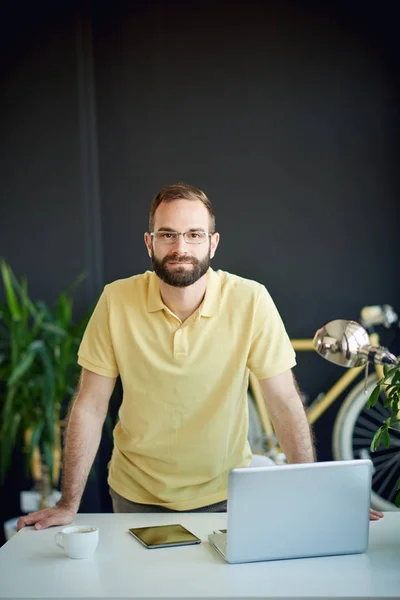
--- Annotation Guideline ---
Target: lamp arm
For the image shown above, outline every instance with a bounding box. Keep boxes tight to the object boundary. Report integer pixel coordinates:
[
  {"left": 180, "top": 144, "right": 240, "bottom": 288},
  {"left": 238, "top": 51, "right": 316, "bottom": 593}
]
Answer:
[{"left": 358, "top": 345, "right": 399, "bottom": 366}]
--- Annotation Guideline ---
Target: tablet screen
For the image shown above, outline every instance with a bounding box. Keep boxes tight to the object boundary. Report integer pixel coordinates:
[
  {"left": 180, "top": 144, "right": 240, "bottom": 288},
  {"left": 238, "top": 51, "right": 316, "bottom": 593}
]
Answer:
[{"left": 128, "top": 524, "right": 201, "bottom": 548}]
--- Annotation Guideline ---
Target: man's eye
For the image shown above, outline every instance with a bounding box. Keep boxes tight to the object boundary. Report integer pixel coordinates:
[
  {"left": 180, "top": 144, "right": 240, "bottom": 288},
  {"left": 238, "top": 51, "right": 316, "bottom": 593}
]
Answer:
[
  {"left": 188, "top": 232, "right": 201, "bottom": 239},
  {"left": 160, "top": 233, "right": 174, "bottom": 239}
]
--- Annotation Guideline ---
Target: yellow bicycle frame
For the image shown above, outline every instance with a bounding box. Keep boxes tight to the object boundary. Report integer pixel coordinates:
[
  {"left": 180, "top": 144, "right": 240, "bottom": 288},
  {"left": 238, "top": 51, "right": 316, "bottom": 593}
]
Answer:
[{"left": 249, "top": 332, "right": 384, "bottom": 436}]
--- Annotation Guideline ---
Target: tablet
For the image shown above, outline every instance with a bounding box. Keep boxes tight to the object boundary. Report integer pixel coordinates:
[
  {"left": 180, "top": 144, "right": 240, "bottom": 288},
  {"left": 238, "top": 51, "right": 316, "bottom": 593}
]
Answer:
[{"left": 128, "top": 524, "right": 202, "bottom": 549}]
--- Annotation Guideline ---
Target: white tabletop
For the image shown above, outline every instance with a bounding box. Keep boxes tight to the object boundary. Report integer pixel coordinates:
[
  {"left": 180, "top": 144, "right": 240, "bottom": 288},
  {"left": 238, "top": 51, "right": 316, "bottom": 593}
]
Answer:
[{"left": 0, "top": 512, "right": 399, "bottom": 600}]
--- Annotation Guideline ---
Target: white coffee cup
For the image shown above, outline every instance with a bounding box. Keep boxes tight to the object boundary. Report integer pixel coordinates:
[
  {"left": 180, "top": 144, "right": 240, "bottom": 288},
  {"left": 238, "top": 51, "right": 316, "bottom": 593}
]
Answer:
[{"left": 55, "top": 525, "right": 99, "bottom": 559}]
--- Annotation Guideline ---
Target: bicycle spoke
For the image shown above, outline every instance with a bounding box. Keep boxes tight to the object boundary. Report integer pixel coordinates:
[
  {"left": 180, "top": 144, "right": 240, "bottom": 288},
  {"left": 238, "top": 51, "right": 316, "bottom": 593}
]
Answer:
[
  {"left": 353, "top": 437, "right": 400, "bottom": 450},
  {"left": 372, "top": 456, "right": 400, "bottom": 502},
  {"left": 354, "top": 417, "right": 381, "bottom": 433},
  {"left": 385, "top": 438, "right": 400, "bottom": 448},
  {"left": 369, "top": 451, "right": 399, "bottom": 466},
  {"left": 353, "top": 438, "right": 375, "bottom": 446},
  {"left": 352, "top": 411, "right": 400, "bottom": 449},
  {"left": 371, "top": 401, "right": 390, "bottom": 419},
  {"left": 372, "top": 452, "right": 400, "bottom": 481},
  {"left": 353, "top": 425, "right": 374, "bottom": 435},
  {"left": 352, "top": 416, "right": 388, "bottom": 443},
  {"left": 353, "top": 429, "right": 375, "bottom": 441},
  {"left": 354, "top": 413, "right": 390, "bottom": 435}
]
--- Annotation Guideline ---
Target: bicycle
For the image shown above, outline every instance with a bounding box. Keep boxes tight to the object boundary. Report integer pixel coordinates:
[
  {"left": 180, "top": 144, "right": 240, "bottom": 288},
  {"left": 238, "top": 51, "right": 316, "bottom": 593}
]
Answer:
[{"left": 247, "top": 304, "right": 400, "bottom": 512}]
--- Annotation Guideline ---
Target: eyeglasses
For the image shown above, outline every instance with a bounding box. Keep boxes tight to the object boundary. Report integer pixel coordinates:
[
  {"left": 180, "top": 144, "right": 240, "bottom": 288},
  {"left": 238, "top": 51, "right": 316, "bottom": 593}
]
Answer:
[{"left": 150, "top": 231, "right": 213, "bottom": 244}]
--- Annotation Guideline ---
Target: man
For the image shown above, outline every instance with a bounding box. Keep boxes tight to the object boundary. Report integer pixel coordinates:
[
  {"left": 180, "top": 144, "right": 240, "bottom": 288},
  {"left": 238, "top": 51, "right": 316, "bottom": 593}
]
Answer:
[{"left": 17, "top": 183, "right": 383, "bottom": 529}]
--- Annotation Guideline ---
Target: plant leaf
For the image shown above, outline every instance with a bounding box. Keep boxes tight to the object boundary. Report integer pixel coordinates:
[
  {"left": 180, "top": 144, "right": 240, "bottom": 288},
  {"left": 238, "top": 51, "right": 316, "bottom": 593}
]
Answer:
[
  {"left": 26, "top": 422, "right": 45, "bottom": 469},
  {"left": 35, "top": 343, "right": 56, "bottom": 445},
  {"left": 0, "top": 412, "right": 21, "bottom": 483},
  {"left": 370, "top": 428, "right": 383, "bottom": 452},
  {"left": 392, "top": 370, "right": 400, "bottom": 384},
  {"left": 61, "top": 272, "right": 86, "bottom": 298},
  {"left": 41, "top": 440, "right": 54, "bottom": 486},
  {"left": 8, "top": 266, "right": 38, "bottom": 319},
  {"left": 382, "top": 428, "right": 391, "bottom": 448},
  {"left": 390, "top": 398, "right": 399, "bottom": 424},
  {"left": 366, "top": 384, "right": 381, "bottom": 409},
  {"left": 0, "top": 365, "right": 9, "bottom": 379},
  {"left": 7, "top": 344, "right": 38, "bottom": 387},
  {"left": 0, "top": 260, "right": 21, "bottom": 320},
  {"left": 41, "top": 323, "right": 67, "bottom": 337},
  {"left": 384, "top": 365, "right": 398, "bottom": 379},
  {"left": 57, "top": 293, "right": 72, "bottom": 330},
  {"left": 383, "top": 393, "right": 394, "bottom": 408}
]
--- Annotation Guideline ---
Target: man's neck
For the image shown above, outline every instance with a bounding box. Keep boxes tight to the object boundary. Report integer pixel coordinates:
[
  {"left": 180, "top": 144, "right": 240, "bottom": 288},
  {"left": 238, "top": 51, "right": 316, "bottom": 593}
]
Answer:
[{"left": 158, "top": 274, "right": 207, "bottom": 322}]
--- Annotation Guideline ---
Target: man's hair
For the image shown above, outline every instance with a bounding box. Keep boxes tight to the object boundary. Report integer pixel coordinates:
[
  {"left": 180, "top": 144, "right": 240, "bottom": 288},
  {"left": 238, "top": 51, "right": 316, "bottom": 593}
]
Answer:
[{"left": 149, "top": 182, "right": 216, "bottom": 232}]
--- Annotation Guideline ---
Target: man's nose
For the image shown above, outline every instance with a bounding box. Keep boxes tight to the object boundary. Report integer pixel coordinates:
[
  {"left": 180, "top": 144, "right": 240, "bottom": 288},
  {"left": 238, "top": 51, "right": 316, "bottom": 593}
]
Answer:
[{"left": 173, "top": 233, "right": 189, "bottom": 251}]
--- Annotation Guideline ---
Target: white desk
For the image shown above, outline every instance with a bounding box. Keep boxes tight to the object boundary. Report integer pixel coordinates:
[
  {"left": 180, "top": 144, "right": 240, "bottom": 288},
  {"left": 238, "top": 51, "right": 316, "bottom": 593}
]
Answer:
[{"left": 0, "top": 512, "right": 399, "bottom": 600}]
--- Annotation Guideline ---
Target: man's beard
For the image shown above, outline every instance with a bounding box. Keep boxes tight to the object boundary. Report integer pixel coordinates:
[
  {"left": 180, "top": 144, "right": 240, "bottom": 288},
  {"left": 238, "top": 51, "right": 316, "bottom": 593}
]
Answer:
[{"left": 151, "top": 249, "right": 211, "bottom": 287}]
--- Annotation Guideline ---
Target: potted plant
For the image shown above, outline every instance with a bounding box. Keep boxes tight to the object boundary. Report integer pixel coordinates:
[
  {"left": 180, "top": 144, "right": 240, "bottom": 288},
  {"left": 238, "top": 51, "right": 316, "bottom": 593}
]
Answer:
[
  {"left": 0, "top": 259, "right": 89, "bottom": 512},
  {"left": 367, "top": 365, "right": 400, "bottom": 507}
]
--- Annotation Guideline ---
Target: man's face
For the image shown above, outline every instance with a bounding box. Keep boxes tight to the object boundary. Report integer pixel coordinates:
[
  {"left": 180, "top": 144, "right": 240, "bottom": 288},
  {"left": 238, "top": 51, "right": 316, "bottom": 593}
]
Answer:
[{"left": 144, "top": 199, "right": 219, "bottom": 287}]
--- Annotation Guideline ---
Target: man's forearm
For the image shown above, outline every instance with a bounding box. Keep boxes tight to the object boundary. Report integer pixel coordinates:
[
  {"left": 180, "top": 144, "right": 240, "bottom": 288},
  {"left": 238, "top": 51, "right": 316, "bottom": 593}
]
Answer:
[
  {"left": 270, "top": 396, "right": 316, "bottom": 463},
  {"left": 58, "top": 401, "right": 106, "bottom": 512}
]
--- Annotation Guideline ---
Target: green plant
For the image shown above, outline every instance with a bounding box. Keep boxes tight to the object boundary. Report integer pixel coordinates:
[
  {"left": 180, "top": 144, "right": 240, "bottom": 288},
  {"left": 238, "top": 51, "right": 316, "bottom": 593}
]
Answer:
[
  {"left": 367, "top": 363, "right": 400, "bottom": 507},
  {"left": 0, "top": 259, "right": 90, "bottom": 488}
]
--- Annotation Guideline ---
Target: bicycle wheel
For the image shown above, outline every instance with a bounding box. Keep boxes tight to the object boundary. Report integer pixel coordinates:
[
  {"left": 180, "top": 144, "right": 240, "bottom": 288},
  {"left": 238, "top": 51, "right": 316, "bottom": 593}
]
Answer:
[{"left": 333, "top": 373, "right": 400, "bottom": 511}]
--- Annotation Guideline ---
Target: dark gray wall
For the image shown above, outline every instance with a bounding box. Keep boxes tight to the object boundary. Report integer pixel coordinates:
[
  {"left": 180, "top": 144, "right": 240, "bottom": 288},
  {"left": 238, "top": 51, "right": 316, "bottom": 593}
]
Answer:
[
  {"left": 0, "top": 6, "right": 87, "bottom": 307},
  {"left": 92, "top": 0, "right": 400, "bottom": 449},
  {"left": 1, "top": 1, "right": 399, "bottom": 534},
  {"left": 94, "top": 1, "right": 400, "bottom": 329},
  {"left": 0, "top": 4, "right": 105, "bottom": 313}
]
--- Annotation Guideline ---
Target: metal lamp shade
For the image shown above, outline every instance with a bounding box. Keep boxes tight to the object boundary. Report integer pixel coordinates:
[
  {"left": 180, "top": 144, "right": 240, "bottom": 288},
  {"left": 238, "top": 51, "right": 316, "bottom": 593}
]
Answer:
[{"left": 312, "top": 319, "right": 371, "bottom": 368}]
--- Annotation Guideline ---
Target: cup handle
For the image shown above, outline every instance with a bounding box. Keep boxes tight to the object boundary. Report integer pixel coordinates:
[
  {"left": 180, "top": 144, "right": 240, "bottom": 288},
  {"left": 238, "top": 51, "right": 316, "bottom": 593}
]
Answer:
[{"left": 55, "top": 532, "right": 64, "bottom": 549}]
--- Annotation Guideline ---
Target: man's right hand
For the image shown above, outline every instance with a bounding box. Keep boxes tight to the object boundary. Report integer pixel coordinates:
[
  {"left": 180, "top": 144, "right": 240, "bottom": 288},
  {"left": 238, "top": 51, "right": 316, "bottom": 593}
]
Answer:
[{"left": 16, "top": 504, "right": 76, "bottom": 532}]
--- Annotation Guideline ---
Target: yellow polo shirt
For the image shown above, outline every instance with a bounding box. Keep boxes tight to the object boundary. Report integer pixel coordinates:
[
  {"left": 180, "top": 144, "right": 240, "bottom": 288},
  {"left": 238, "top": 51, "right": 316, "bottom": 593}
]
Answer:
[{"left": 77, "top": 268, "right": 296, "bottom": 510}]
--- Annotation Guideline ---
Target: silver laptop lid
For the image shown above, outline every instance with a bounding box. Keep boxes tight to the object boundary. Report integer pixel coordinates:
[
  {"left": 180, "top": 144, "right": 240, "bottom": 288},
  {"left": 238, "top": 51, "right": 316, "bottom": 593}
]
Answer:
[{"left": 226, "top": 459, "right": 372, "bottom": 563}]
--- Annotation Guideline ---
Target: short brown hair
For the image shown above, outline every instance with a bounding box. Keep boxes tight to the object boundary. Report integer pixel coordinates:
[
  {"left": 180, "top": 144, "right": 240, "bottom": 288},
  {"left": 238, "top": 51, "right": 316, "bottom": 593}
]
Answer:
[{"left": 149, "top": 182, "right": 216, "bottom": 232}]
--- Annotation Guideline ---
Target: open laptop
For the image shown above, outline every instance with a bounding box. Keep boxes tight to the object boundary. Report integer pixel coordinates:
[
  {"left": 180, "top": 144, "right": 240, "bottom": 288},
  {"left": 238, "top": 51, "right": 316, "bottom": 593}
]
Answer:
[{"left": 208, "top": 459, "right": 372, "bottom": 564}]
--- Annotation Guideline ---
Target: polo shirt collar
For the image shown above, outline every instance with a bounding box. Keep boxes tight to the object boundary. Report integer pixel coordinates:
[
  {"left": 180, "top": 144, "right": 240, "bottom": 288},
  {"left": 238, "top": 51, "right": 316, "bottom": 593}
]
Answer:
[
  {"left": 147, "top": 268, "right": 221, "bottom": 317},
  {"left": 200, "top": 268, "right": 221, "bottom": 317},
  {"left": 147, "top": 272, "right": 165, "bottom": 312}
]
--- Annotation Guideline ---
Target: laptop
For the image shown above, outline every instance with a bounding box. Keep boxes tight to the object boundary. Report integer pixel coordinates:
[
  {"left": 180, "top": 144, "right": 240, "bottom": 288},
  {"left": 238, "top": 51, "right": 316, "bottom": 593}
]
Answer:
[{"left": 208, "top": 459, "right": 372, "bottom": 564}]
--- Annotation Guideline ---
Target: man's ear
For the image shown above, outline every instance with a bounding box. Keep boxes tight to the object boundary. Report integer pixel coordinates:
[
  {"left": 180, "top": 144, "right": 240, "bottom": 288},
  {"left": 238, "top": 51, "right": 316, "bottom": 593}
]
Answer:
[
  {"left": 144, "top": 232, "right": 152, "bottom": 258},
  {"left": 210, "top": 232, "right": 220, "bottom": 259}
]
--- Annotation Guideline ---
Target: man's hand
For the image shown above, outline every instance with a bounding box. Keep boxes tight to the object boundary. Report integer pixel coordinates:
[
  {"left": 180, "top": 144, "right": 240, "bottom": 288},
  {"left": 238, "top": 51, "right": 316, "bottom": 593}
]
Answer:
[
  {"left": 370, "top": 508, "right": 384, "bottom": 521},
  {"left": 16, "top": 504, "right": 76, "bottom": 531}
]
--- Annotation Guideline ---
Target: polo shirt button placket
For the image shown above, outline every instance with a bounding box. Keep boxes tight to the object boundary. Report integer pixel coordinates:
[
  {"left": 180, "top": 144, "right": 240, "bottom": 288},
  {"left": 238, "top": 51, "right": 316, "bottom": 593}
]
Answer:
[{"left": 174, "top": 328, "right": 187, "bottom": 360}]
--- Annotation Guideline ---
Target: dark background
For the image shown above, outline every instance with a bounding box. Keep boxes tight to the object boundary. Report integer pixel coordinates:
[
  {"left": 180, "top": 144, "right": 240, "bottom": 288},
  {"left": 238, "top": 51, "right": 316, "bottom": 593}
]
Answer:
[{"left": 1, "top": 0, "right": 399, "bottom": 543}]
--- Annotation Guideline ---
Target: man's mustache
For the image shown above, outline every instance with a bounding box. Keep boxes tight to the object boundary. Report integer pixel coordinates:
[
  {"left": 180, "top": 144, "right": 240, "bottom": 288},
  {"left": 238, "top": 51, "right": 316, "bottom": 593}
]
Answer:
[{"left": 163, "top": 255, "right": 195, "bottom": 264}]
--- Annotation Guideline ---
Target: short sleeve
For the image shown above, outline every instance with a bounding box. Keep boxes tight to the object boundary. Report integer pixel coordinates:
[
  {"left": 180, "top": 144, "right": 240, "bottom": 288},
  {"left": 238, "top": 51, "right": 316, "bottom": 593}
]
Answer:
[
  {"left": 247, "top": 285, "right": 296, "bottom": 379},
  {"left": 77, "top": 288, "right": 119, "bottom": 378}
]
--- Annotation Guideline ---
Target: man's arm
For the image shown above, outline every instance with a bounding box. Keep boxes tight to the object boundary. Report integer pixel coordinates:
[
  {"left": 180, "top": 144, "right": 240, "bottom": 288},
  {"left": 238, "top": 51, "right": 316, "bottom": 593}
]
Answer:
[
  {"left": 258, "top": 370, "right": 315, "bottom": 463},
  {"left": 17, "top": 368, "right": 116, "bottom": 531}
]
